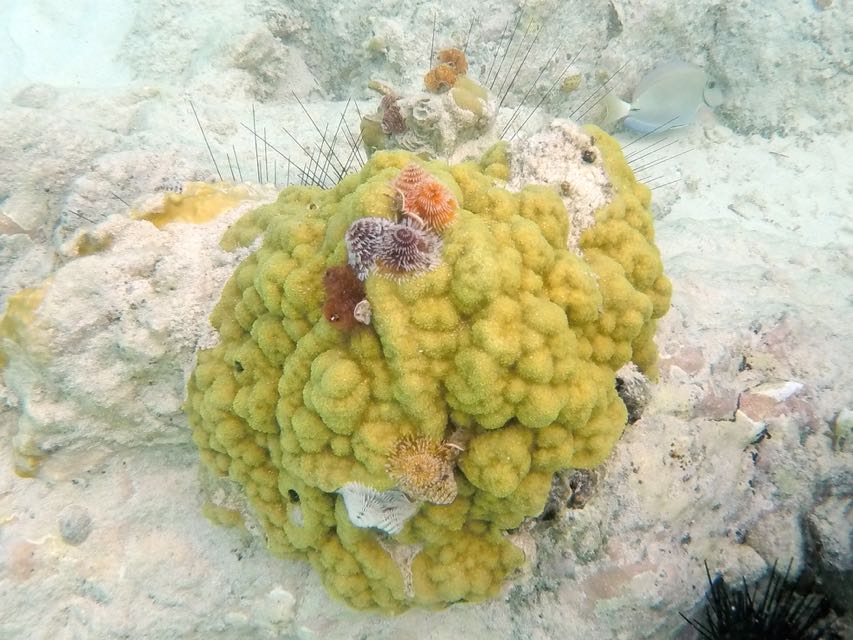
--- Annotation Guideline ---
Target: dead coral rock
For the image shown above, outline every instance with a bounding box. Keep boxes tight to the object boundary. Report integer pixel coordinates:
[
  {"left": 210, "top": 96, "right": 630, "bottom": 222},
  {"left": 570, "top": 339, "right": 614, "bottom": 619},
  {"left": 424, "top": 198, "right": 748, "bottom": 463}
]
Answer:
[
  {"left": 230, "top": 28, "right": 289, "bottom": 99},
  {"left": 264, "top": 6, "right": 308, "bottom": 39},
  {"left": 566, "top": 469, "right": 601, "bottom": 509},
  {"left": 659, "top": 345, "right": 705, "bottom": 377},
  {"left": 737, "top": 381, "right": 816, "bottom": 427},
  {"left": 361, "top": 65, "right": 498, "bottom": 162},
  {"left": 807, "top": 494, "right": 853, "bottom": 608},
  {"left": 694, "top": 389, "right": 740, "bottom": 420},
  {"left": 615, "top": 364, "right": 651, "bottom": 424},
  {"left": 539, "top": 468, "right": 602, "bottom": 521},
  {"left": 538, "top": 473, "right": 569, "bottom": 522}
]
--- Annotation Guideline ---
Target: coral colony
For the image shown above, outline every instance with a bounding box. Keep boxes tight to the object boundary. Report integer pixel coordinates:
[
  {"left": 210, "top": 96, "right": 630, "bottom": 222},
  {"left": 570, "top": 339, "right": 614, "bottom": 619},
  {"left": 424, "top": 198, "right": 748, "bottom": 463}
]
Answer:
[{"left": 183, "top": 41, "right": 672, "bottom": 612}]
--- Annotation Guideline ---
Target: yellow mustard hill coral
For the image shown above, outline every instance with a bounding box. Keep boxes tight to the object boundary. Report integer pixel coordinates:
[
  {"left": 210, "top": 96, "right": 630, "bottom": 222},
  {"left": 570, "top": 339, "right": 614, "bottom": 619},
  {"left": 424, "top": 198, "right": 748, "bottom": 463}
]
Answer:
[
  {"left": 581, "top": 125, "right": 673, "bottom": 379},
  {"left": 185, "top": 132, "right": 670, "bottom": 613}
]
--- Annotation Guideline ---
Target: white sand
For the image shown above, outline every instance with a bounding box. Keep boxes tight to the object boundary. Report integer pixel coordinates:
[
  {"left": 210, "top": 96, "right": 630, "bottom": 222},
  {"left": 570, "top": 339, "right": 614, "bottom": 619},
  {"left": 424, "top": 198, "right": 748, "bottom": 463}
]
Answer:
[{"left": 1, "top": 1, "right": 850, "bottom": 638}]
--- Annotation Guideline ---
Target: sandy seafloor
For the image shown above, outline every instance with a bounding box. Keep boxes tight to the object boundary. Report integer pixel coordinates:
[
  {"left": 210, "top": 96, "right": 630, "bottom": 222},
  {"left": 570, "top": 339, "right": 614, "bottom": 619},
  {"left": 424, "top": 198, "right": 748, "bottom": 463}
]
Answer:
[{"left": 0, "top": 1, "right": 851, "bottom": 638}]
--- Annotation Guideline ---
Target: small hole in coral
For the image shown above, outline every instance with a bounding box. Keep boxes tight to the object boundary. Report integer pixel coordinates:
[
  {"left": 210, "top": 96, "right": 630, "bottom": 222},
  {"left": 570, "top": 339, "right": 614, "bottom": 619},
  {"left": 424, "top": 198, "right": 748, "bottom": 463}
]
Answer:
[
  {"left": 234, "top": 361, "right": 244, "bottom": 373},
  {"left": 287, "top": 489, "right": 300, "bottom": 503},
  {"left": 308, "top": 203, "right": 317, "bottom": 210},
  {"left": 582, "top": 149, "right": 596, "bottom": 163}
]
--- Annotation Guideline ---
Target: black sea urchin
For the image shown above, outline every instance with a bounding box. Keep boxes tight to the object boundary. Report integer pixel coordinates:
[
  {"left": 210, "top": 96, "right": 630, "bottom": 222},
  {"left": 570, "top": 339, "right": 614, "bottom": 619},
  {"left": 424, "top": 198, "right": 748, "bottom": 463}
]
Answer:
[{"left": 681, "top": 560, "right": 833, "bottom": 640}]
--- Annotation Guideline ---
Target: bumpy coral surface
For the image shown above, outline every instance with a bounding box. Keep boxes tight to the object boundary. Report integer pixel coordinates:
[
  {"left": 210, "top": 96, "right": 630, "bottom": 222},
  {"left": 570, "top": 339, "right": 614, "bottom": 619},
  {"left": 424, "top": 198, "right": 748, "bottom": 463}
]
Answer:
[{"left": 185, "top": 133, "right": 670, "bottom": 613}]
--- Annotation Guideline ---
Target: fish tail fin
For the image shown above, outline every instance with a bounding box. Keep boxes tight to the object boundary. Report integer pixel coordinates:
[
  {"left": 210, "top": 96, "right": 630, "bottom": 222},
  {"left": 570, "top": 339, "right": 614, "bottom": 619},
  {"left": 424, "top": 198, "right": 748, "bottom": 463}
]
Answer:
[{"left": 600, "top": 94, "right": 631, "bottom": 129}]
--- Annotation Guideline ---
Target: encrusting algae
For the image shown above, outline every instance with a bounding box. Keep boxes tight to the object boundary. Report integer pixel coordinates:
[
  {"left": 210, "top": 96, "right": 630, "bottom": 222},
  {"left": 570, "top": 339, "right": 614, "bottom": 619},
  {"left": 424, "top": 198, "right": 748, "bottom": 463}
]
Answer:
[{"left": 133, "top": 182, "right": 255, "bottom": 228}]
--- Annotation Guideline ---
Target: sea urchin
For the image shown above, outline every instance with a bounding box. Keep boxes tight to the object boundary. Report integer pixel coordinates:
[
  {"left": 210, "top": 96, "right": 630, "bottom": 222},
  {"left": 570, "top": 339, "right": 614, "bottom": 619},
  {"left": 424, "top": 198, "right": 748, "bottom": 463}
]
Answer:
[{"left": 680, "top": 560, "right": 833, "bottom": 640}]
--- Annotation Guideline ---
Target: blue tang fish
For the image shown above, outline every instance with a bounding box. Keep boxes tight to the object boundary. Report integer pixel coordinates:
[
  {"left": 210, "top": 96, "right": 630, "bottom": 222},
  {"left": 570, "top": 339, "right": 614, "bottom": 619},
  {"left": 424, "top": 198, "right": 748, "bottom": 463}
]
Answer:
[{"left": 602, "top": 60, "right": 723, "bottom": 133}]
